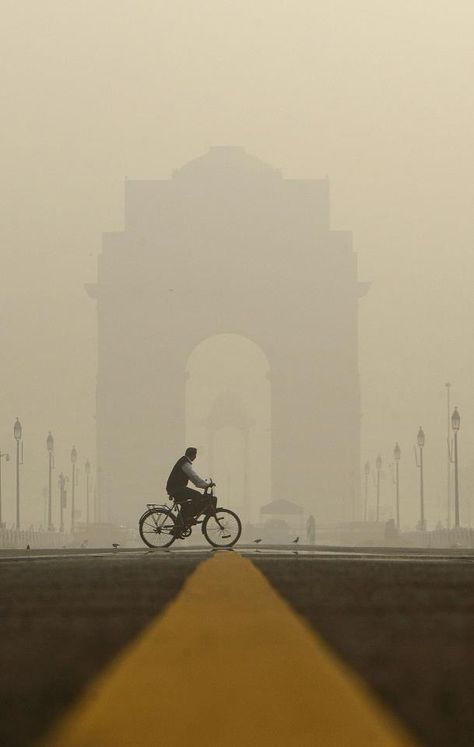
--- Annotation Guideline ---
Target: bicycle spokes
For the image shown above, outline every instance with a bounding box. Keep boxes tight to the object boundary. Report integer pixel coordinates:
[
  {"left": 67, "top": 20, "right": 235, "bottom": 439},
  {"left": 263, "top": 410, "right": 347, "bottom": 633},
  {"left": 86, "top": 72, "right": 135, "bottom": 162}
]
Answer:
[
  {"left": 203, "top": 508, "right": 242, "bottom": 548},
  {"left": 139, "top": 508, "right": 176, "bottom": 549}
]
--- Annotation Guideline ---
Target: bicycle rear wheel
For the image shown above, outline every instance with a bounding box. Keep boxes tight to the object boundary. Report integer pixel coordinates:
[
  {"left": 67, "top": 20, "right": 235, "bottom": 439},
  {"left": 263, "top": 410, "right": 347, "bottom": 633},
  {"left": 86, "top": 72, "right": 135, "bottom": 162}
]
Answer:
[
  {"left": 139, "top": 507, "right": 176, "bottom": 548},
  {"left": 202, "top": 508, "right": 241, "bottom": 548}
]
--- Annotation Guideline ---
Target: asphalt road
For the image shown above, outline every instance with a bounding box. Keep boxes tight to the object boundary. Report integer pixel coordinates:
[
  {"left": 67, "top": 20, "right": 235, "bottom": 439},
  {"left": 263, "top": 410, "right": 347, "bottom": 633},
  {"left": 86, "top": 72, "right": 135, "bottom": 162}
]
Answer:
[
  {"left": 254, "top": 552, "right": 474, "bottom": 747},
  {"left": 0, "top": 547, "right": 472, "bottom": 747},
  {"left": 0, "top": 551, "right": 201, "bottom": 747}
]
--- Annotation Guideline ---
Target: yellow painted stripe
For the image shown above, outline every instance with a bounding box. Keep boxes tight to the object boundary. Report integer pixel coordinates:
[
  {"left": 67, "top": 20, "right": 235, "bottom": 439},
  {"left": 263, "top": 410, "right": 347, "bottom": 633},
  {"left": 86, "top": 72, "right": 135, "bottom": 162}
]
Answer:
[{"left": 43, "top": 552, "right": 419, "bottom": 747}]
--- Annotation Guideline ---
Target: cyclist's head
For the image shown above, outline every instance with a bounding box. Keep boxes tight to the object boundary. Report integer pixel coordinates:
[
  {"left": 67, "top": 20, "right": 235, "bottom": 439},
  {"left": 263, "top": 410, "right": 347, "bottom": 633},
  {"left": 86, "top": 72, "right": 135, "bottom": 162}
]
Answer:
[{"left": 185, "top": 447, "right": 197, "bottom": 461}]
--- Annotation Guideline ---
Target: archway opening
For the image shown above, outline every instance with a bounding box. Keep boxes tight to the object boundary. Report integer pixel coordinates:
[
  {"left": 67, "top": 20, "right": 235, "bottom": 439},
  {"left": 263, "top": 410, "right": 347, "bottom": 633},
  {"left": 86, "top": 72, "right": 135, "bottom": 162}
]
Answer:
[{"left": 185, "top": 334, "right": 271, "bottom": 523}]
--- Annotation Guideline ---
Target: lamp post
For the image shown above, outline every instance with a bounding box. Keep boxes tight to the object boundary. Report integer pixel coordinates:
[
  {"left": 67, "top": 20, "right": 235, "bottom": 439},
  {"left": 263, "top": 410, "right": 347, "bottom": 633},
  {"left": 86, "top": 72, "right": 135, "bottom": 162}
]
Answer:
[
  {"left": 71, "top": 446, "right": 77, "bottom": 533},
  {"left": 46, "top": 432, "right": 54, "bottom": 530},
  {"left": 364, "top": 462, "right": 370, "bottom": 522},
  {"left": 393, "top": 442, "right": 401, "bottom": 531},
  {"left": 0, "top": 450, "right": 10, "bottom": 528},
  {"left": 451, "top": 407, "right": 460, "bottom": 528},
  {"left": 445, "top": 383, "right": 452, "bottom": 528},
  {"left": 58, "top": 472, "right": 67, "bottom": 532},
  {"left": 415, "top": 426, "right": 426, "bottom": 530},
  {"left": 85, "top": 459, "right": 91, "bottom": 526},
  {"left": 375, "top": 455, "right": 382, "bottom": 522},
  {"left": 13, "top": 418, "right": 22, "bottom": 530}
]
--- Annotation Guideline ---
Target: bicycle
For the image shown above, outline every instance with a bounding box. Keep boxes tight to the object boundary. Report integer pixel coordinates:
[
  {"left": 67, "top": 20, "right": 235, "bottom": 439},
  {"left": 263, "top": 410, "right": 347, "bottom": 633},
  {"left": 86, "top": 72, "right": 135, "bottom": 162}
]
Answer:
[{"left": 138, "top": 484, "right": 242, "bottom": 549}]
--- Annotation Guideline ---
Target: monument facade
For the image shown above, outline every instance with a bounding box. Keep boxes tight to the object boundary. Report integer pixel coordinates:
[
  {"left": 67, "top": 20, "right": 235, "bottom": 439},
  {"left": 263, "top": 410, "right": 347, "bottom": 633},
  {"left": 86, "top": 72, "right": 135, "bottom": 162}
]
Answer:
[{"left": 87, "top": 147, "right": 367, "bottom": 523}]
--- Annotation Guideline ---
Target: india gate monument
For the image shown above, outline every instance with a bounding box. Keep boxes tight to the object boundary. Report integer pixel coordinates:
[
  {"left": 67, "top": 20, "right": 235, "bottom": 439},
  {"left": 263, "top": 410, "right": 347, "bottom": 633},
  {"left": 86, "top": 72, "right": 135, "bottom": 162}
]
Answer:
[{"left": 87, "top": 147, "right": 367, "bottom": 525}]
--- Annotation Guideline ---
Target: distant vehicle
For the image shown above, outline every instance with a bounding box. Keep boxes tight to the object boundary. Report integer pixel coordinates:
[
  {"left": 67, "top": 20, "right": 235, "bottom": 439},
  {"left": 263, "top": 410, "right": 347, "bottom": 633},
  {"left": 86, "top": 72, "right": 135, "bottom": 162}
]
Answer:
[{"left": 139, "top": 484, "right": 241, "bottom": 549}]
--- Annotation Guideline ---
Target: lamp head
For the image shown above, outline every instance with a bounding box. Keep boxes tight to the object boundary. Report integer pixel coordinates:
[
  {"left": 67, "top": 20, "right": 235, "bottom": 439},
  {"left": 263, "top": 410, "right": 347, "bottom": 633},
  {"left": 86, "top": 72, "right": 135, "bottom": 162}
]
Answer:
[
  {"left": 13, "top": 418, "right": 22, "bottom": 442},
  {"left": 47, "top": 432, "right": 54, "bottom": 453},
  {"left": 71, "top": 446, "right": 77, "bottom": 464},
  {"left": 376, "top": 455, "right": 382, "bottom": 470},
  {"left": 394, "top": 442, "right": 401, "bottom": 461},
  {"left": 417, "top": 427, "right": 425, "bottom": 448},
  {"left": 364, "top": 461, "right": 370, "bottom": 475},
  {"left": 85, "top": 459, "right": 91, "bottom": 474},
  {"left": 451, "top": 406, "right": 460, "bottom": 432}
]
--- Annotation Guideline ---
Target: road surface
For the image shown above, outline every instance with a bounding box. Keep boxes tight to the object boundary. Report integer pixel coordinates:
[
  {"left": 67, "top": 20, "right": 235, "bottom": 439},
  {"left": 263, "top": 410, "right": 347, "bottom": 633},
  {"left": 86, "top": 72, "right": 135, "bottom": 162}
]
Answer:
[{"left": 0, "top": 546, "right": 472, "bottom": 746}]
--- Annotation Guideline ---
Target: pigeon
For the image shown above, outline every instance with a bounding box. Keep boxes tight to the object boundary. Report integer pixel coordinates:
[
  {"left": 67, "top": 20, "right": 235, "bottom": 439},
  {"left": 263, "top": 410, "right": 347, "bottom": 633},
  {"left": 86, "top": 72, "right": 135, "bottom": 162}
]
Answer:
[
  {"left": 253, "top": 538, "right": 262, "bottom": 544},
  {"left": 292, "top": 536, "right": 299, "bottom": 544}
]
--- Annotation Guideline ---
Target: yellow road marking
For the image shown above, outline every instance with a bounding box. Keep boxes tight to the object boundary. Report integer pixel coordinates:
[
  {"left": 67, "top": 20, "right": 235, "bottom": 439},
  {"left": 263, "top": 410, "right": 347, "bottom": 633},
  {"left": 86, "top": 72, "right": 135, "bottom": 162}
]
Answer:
[{"left": 44, "top": 552, "right": 419, "bottom": 747}]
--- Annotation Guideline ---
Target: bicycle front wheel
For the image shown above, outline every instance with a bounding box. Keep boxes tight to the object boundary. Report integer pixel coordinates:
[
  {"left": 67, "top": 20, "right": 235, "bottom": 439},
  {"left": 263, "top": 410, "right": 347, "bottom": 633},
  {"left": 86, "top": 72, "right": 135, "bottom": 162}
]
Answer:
[
  {"left": 202, "top": 508, "right": 242, "bottom": 548},
  {"left": 139, "top": 508, "right": 176, "bottom": 548}
]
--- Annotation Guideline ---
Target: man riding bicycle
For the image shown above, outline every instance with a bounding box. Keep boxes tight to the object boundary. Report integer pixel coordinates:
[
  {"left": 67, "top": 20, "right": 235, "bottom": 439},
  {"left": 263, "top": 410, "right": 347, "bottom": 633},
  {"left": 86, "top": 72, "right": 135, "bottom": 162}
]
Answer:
[
  {"left": 166, "top": 447, "right": 216, "bottom": 529},
  {"left": 139, "top": 447, "right": 241, "bottom": 548}
]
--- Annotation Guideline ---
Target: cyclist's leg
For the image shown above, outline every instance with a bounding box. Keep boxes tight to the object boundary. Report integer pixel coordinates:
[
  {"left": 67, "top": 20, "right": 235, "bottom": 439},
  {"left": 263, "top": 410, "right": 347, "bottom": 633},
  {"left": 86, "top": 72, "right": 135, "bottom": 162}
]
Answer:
[
  {"left": 174, "top": 488, "right": 203, "bottom": 523},
  {"left": 207, "top": 493, "right": 217, "bottom": 514},
  {"left": 186, "top": 488, "right": 208, "bottom": 520}
]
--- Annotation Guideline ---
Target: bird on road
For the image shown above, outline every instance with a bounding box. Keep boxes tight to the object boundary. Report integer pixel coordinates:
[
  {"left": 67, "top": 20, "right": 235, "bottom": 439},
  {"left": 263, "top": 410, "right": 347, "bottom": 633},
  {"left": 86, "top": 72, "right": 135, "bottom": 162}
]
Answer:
[
  {"left": 253, "top": 538, "right": 262, "bottom": 544},
  {"left": 292, "top": 536, "right": 299, "bottom": 544}
]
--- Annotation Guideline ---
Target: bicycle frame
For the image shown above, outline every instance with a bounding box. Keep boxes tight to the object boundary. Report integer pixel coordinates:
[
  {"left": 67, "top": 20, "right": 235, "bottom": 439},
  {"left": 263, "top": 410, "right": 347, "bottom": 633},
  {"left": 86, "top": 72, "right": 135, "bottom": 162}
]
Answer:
[{"left": 167, "top": 486, "right": 224, "bottom": 530}]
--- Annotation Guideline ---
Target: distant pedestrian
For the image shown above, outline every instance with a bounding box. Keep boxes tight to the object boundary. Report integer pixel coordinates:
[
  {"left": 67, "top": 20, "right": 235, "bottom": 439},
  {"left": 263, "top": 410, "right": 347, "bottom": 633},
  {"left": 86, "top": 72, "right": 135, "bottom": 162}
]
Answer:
[{"left": 306, "top": 514, "right": 316, "bottom": 544}]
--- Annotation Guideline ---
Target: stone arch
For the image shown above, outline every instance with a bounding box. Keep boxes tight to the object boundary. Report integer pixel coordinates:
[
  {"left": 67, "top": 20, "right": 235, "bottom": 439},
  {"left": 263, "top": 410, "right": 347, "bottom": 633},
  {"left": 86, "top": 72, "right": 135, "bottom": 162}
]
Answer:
[{"left": 90, "top": 147, "right": 363, "bottom": 524}]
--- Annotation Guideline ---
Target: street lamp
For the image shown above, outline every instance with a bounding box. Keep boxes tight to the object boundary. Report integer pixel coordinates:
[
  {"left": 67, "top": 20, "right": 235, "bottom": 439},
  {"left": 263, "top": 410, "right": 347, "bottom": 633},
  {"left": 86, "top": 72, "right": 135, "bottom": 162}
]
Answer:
[
  {"left": 451, "top": 407, "right": 460, "bottom": 528},
  {"left": 46, "top": 432, "right": 54, "bottom": 531},
  {"left": 58, "top": 472, "right": 67, "bottom": 532},
  {"left": 415, "top": 426, "right": 426, "bottom": 530},
  {"left": 445, "top": 383, "right": 452, "bottom": 528},
  {"left": 375, "top": 455, "right": 382, "bottom": 522},
  {"left": 13, "top": 418, "right": 22, "bottom": 530},
  {"left": 393, "top": 442, "right": 401, "bottom": 531},
  {"left": 0, "top": 449, "right": 10, "bottom": 528},
  {"left": 85, "top": 459, "right": 91, "bottom": 526},
  {"left": 71, "top": 446, "right": 77, "bottom": 533},
  {"left": 363, "top": 462, "right": 370, "bottom": 522}
]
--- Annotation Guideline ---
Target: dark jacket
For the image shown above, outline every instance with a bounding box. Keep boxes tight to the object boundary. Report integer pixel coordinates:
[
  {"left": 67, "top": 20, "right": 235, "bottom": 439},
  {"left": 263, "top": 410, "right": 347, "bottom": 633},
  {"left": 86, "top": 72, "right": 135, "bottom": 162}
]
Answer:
[{"left": 166, "top": 456, "right": 190, "bottom": 495}]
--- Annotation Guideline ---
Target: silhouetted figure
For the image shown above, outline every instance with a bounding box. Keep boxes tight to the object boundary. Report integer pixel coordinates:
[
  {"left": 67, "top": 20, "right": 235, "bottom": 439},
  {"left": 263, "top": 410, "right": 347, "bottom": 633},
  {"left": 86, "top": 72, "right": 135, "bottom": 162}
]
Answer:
[
  {"left": 112, "top": 543, "right": 120, "bottom": 551},
  {"left": 384, "top": 518, "right": 398, "bottom": 540},
  {"left": 306, "top": 514, "right": 316, "bottom": 545},
  {"left": 166, "top": 447, "right": 215, "bottom": 528}
]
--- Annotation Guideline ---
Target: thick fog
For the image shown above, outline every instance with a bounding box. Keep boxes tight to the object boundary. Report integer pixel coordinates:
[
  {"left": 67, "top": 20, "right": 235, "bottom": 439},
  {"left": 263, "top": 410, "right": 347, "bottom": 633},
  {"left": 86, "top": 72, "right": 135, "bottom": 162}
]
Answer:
[{"left": 1, "top": 1, "right": 473, "bottom": 530}]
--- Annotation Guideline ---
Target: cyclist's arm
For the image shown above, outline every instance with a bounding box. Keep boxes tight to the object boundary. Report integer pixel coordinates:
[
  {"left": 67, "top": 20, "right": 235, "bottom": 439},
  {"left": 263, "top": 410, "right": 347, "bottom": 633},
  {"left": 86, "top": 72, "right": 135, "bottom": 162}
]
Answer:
[{"left": 182, "top": 461, "right": 211, "bottom": 489}]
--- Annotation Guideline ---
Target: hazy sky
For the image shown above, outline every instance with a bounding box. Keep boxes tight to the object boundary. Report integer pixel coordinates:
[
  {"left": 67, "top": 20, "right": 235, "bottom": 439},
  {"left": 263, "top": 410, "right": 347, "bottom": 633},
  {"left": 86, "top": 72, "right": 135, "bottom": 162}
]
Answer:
[{"left": 1, "top": 1, "right": 473, "bottom": 528}]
